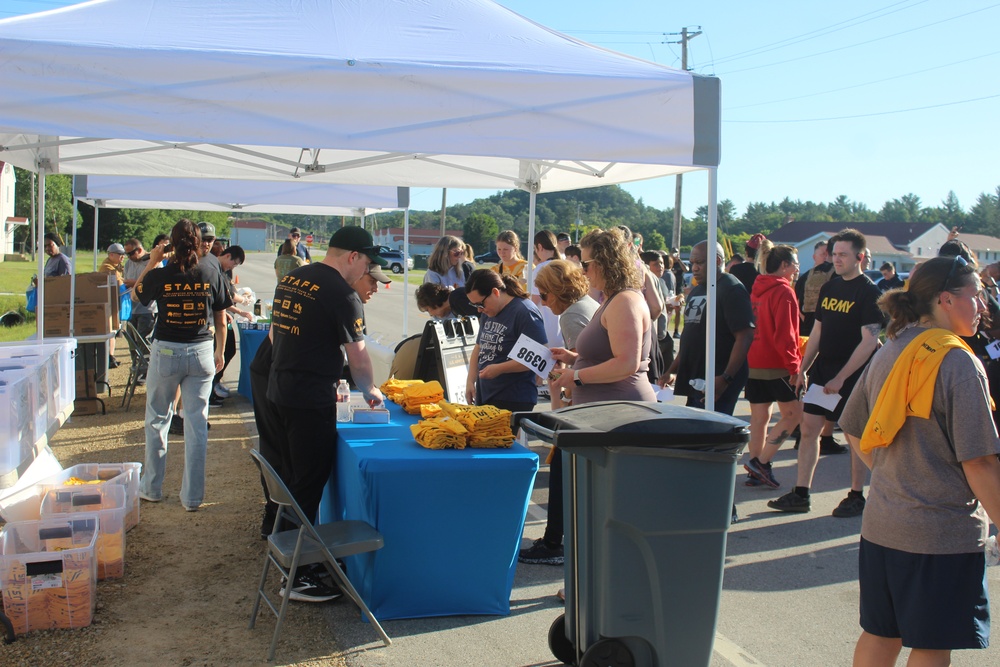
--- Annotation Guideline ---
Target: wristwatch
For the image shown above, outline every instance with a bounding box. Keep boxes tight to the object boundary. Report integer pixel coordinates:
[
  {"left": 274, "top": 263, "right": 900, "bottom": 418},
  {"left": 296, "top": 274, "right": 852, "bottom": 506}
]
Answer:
[
  {"left": 573, "top": 369, "right": 584, "bottom": 386},
  {"left": 722, "top": 372, "right": 735, "bottom": 385}
]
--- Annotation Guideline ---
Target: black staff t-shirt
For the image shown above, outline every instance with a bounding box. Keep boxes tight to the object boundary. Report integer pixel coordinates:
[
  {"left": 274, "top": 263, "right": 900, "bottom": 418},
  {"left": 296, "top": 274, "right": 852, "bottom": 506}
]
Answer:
[
  {"left": 267, "top": 263, "right": 364, "bottom": 409},
  {"left": 136, "top": 261, "right": 231, "bottom": 343},
  {"left": 812, "top": 274, "right": 884, "bottom": 381}
]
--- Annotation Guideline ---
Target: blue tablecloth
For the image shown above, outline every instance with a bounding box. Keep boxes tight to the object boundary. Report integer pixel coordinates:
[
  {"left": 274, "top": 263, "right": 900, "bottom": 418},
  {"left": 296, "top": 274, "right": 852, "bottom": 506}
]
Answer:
[
  {"left": 237, "top": 328, "right": 268, "bottom": 403},
  {"left": 318, "top": 401, "right": 538, "bottom": 620}
]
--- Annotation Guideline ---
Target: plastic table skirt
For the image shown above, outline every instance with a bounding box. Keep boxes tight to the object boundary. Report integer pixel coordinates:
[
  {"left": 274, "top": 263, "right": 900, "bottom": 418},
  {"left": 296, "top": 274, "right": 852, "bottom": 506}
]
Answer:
[
  {"left": 236, "top": 328, "right": 268, "bottom": 404},
  {"left": 318, "top": 401, "right": 538, "bottom": 620}
]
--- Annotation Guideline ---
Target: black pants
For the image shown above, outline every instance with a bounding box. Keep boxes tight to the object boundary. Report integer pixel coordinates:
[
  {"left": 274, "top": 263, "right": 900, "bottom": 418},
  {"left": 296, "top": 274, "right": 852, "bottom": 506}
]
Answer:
[
  {"left": 269, "top": 402, "right": 338, "bottom": 525},
  {"left": 249, "top": 343, "right": 285, "bottom": 531},
  {"left": 543, "top": 446, "right": 564, "bottom": 546},
  {"left": 213, "top": 324, "right": 237, "bottom": 386}
]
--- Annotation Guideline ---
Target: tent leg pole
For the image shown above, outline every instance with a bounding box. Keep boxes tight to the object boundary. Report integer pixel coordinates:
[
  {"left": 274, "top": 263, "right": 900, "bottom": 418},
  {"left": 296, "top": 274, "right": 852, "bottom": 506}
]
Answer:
[
  {"left": 36, "top": 167, "right": 46, "bottom": 339},
  {"left": 526, "top": 191, "right": 536, "bottom": 289},
  {"left": 705, "top": 167, "right": 718, "bottom": 412},
  {"left": 93, "top": 207, "right": 100, "bottom": 271},
  {"left": 402, "top": 208, "right": 410, "bottom": 339}
]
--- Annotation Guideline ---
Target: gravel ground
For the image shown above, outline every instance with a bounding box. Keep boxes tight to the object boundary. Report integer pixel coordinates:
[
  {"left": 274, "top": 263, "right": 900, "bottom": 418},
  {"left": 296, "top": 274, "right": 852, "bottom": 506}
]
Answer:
[{"left": 1, "top": 348, "right": 353, "bottom": 666}]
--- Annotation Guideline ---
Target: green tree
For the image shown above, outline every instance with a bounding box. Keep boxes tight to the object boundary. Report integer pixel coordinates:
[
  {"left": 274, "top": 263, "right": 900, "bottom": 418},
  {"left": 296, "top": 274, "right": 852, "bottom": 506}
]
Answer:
[
  {"left": 644, "top": 230, "right": 666, "bottom": 250},
  {"left": 462, "top": 213, "right": 499, "bottom": 256}
]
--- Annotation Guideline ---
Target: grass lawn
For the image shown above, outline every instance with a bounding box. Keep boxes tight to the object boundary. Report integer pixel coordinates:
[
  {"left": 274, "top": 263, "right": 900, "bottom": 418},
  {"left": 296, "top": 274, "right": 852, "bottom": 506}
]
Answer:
[
  {"left": 0, "top": 251, "right": 100, "bottom": 342},
  {"left": 385, "top": 269, "right": 427, "bottom": 286}
]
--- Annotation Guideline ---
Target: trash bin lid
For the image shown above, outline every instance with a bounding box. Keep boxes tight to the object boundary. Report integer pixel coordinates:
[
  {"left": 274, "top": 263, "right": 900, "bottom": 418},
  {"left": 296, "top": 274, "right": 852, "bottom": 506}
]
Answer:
[{"left": 514, "top": 401, "right": 749, "bottom": 450}]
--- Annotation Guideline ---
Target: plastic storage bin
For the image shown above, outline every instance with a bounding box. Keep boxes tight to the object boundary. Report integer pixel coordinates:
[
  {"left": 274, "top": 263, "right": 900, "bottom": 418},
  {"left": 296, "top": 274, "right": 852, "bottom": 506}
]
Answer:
[
  {"left": 516, "top": 401, "right": 749, "bottom": 667},
  {"left": 0, "top": 515, "right": 99, "bottom": 635},
  {"left": 40, "top": 484, "right": 127, "bottom": 580},
  {"left": 49, "top": 462, "right": 142, "bottom": 531}
]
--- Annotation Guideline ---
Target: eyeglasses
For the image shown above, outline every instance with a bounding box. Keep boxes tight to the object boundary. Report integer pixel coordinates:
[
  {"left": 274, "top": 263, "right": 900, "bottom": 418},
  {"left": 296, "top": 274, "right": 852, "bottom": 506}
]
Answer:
[
  {"left": 470, "top": 292, "right": 492, "bottom": 311},
  {"left": 941, "top": 255, "right": 969, "bottom": 294},
  {"left": 580, "top": 260, "right": 593, "bottom": 271},
  {"left": 451, "top": 249, "right": 466, "bottom": 257}
]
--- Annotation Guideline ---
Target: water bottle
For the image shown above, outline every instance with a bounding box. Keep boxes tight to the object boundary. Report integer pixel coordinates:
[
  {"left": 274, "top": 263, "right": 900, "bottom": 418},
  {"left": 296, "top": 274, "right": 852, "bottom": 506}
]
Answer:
[
  {"left": 336, "top": 380, "right": 352, "bottom": 422},
  {"left": 986, "top": 535, "right": 1000, "bottom": 567}
]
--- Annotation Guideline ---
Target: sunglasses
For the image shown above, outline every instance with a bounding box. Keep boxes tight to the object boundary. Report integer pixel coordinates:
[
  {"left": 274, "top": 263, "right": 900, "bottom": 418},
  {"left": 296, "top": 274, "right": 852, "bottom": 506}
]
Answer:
[
  {"left": 126, "top": 248, "right": 142, "bottom": 257},
  {"left": 539, "top": 292, "right": 548, "bottom": 301},
  {"left": 941, "top": 255, "right": 969, "bottom": 294},
  {"left": 451, "top": 249, "right": 466, "bottom": 257},
  {"left": 580, "top": 260, "right": 593, "bottom": 271},
  {"left": 470, "top": 292, "right": 492, "bottom": 311}
]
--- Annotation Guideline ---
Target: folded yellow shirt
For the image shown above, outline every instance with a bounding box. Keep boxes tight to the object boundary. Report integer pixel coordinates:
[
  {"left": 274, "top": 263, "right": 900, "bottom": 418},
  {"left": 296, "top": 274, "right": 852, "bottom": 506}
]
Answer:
[{"left": 860, "top": 328, "right": 989, "bottom": 453}]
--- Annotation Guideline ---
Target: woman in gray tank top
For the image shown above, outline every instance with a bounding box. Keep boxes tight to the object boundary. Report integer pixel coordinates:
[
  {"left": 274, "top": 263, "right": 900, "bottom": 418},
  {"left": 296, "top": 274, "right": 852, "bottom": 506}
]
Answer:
[{"left": 550, "top": 229, "right": 656, "bottom": 403}]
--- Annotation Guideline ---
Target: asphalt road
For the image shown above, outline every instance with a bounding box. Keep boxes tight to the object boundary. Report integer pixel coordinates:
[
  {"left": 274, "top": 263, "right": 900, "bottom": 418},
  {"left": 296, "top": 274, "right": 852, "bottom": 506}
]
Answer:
[{"left": 231, "top": 250, "right": 999, "bottom": 667}]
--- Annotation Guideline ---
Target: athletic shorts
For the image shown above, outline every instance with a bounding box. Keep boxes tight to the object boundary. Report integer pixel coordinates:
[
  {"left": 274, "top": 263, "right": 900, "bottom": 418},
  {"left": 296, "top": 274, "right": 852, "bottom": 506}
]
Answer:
[
  {"left": 858, "top": 537, "right": 990, "bottom": 650},
  {"left": 744, "top": 377, "right": 797, "bottom": 404}
]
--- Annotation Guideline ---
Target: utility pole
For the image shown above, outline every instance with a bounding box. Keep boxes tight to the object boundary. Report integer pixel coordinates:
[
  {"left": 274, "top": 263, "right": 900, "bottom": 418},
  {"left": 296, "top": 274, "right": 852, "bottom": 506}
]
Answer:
[
  {"left": 440, "top": 188, "right": 447, "bottom": 236},
  {"left": 667, "top": 26, "right": 701, "bottom": 252}
]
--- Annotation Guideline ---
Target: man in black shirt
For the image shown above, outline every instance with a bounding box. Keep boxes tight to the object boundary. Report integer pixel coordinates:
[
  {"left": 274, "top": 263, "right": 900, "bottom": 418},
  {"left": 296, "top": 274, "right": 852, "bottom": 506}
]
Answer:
[
  {"left": 769, "top": 229, "right": 883, "bottom": 517},
  {"left": 876, "top": 262, "right": 905, "bottom": 292},
  {"left": 728, "top": 233, "right": 765, "bottom": 293},
  {"left": 666, "top": 240, "right": 755, "bottom": 416},
  {"left": 259, "top": 226, "right": 386, "bottom": 602}
]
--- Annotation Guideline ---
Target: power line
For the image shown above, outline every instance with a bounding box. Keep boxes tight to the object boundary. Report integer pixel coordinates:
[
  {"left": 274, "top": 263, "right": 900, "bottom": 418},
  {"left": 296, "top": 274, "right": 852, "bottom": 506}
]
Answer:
[
  {"left": 712, "top": 0, "right": 928, "bottom": 65},
  {"left": 725, "top": 49, "right": 1000, "bottom": 110},
  {"left": 725, "top": 92, "right": 1000, "bottom": 123},
  {"left": 719, "top": 3, "right": 1000, "bottom": 76}
]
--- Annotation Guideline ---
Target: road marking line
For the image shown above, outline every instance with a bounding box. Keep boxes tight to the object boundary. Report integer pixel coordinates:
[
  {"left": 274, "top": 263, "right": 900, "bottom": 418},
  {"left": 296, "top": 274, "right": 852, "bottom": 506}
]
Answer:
[
  {"left": 714, "top": 632, "right": 766, "bottom": 666},
  {"left": 526, "top": 502, "right": 547, "bottom": 524}
]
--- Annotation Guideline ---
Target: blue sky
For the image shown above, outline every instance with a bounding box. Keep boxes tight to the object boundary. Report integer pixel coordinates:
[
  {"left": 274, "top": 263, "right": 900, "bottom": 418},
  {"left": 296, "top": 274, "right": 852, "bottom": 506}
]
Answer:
[{"left": 4, "top": 0, "right": 998, "bottom": 218}]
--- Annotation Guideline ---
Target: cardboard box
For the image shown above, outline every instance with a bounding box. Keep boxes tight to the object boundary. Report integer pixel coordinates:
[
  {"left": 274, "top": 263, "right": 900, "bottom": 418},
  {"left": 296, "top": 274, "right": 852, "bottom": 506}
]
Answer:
[
  {"left": 74, "top": 303, "right": 112, "bottom": 336},
  {"left": 42, "top": 306, "right": 71, "bottom": 337},
  {"left": 75, "top": 369, "right": 96, "bottom": 396},
  {"left": 72, "top": 398, "right": 101, "bottom": 416},
  {"left": 43, "top": 273, "right": 117, "bottom": 307}
]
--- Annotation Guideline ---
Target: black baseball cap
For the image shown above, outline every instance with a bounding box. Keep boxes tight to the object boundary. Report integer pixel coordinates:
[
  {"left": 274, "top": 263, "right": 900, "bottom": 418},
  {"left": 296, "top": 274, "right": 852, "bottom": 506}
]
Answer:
[{"left": 329, "top": 226, "right": 387, "bottom": 266}]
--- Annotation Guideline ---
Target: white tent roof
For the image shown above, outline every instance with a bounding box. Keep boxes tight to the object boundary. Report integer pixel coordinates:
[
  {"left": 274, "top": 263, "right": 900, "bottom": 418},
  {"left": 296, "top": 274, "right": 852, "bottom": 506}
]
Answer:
[
  {"left": 0, "top": 0, "right": 719, "bottom": 192},
  {"left": 76, "top": 177, "right": 407, "bottom": 216}
]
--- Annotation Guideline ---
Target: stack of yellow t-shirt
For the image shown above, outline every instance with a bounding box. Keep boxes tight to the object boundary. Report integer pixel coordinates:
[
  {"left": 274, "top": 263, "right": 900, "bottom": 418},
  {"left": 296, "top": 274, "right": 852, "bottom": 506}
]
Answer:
[
  {"left": 400, "top": 380, "right": 444, "bottom": 414},
  {"left": 419, "top": 403, "right": 443, "bottom": 418},
  {"left": 380, "top": 377, "right": 425, "bottom": 403},
  {"left": 410, "top": 416, "right": 468, "bottom": 450},
  {"left": 458, "top": 405, "right": 515, "bottom": 448}
]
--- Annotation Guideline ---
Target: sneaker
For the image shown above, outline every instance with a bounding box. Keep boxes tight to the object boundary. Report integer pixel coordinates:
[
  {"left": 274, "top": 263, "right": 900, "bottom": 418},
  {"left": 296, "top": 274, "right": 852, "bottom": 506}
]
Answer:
[
  {"left": 673, "top": 331, "right": 681, "bottom": 339},
  {"left": 832, "top": 492, "right": 866, "bottom": 518},
  {"left": 213, "top": 383, "right": 231, "bottom": 398},
  {"left": 767, "top": 491, "right": 811, "bottom": 513},
  {"left": 137, "top": 374, "right": 146, "bottom": 386},
  {"left": 184, "top": 504, "right": 200, "bottom": 512},
  {"left": 744, "top": 474, "right": 763, "bottom": 487},
  {"left": 744, "top": 457, "right": 780, "bottom": 489},
  {"left": 518, "top": 538, "right": 564, "bottom": 565},
  {"left": 139, "top": 491, "right": 162, "bottom": 503},
  {"left": 169, "top": 415, "right": 184, "bottom": 435},
  {"left": 209, "top": 393, "right": 225, "bottom": 407},
  {"left": 731, "top": 505, "right": 739, "bottom": 524},
  {"left": 279, "top": 572, "right": 343, "bottom": 603},
  {"left": 108, "top": 357, "right": 121, "bottom": 369},
  {"left": 820, "top": 435, "right": 847, "bottom": 455}
]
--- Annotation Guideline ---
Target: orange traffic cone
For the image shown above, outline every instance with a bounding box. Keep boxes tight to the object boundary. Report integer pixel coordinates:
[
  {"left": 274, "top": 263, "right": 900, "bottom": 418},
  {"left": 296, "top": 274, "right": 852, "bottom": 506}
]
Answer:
[{"left": 234, "top": 275, "right": 239, "bottom": 284}]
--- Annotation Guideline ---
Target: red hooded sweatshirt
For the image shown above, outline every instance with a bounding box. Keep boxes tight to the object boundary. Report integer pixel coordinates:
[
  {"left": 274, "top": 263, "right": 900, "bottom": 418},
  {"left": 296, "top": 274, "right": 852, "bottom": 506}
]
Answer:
[{"left": 748, "top": 274, "right": 801, "bottom": 376}]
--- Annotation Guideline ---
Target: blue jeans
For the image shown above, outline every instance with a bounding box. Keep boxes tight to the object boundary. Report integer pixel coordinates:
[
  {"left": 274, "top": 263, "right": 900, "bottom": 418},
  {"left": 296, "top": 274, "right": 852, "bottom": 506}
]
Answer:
[{"left": 140, "top": 339, "right": 215, "bottom": 508}]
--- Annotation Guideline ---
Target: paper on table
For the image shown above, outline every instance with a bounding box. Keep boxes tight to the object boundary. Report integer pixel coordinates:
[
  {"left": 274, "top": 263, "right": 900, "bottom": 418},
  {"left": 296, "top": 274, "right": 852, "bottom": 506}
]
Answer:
[{"left": 803, "top": 384, "right": 841, "bottom": 411}]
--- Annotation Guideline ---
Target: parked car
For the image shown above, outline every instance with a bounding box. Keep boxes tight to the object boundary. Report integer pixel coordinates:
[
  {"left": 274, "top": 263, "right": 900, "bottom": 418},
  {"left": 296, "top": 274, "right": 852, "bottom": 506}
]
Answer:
[
  {"left": 376, "top": 246, "right": 413, "bottom": 274},
  {"left": 475, "top": 250, "right": 500, "bottom": 264}
]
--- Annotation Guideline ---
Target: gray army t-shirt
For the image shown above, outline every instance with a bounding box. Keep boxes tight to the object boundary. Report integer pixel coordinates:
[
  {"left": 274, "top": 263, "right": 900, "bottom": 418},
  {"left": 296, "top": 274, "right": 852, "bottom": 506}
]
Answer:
[{"left": 840, "top": 325, "right": 1000, "bottom": 554}]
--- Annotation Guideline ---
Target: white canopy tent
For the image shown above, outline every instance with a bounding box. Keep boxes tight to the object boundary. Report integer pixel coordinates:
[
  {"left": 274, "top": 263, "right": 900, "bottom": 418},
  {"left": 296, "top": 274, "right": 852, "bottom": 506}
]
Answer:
[{"left": 0, "top": 0, "right": 725, "bottom": 407}]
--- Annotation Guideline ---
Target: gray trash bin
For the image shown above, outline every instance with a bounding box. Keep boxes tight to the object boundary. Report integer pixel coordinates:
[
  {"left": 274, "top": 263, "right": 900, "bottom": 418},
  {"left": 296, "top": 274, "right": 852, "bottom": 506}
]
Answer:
[{"left": 515, "top": 401, "right": 749, "bottom": 667}]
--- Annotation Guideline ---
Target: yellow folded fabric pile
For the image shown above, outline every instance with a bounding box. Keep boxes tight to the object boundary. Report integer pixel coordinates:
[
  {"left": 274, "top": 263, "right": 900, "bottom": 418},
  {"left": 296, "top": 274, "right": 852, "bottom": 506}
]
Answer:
[
  {"left": 380, "top": 377, "right": 425, "bottom": 403},
  {"left": 458, "top": 405, "right": 515, "bottom": 448},
  {"left": 400, "top": 380, "right": 444, "bottom": 414},
  {"left": 410, "top": 416, "right": 468, "bottom": 450},
  {"left": 419, "top": 403, "right": 443, "bottom": 418}
]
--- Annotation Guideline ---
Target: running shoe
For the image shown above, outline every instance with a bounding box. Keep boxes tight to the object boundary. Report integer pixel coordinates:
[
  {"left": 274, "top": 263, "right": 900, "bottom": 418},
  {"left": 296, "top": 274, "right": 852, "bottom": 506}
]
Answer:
[
  {"left": 279, "top": 572, "right": 343, "bottom": 603},
  {"left": 767, "top": 491, "right": 811, "bottom": 513},
  {"left": 832, "top": 492, "right": 866, "bottom": 518},
  {"left": 744, "top": 474, "right": 763, "bottom": 487},
  {"left": 213, "top": 383, "right": 232, "bottom": 398},
  {"left": 518, "top": 538, "right": 564, "bottom": 566},
  {"left": 820, "top": 435, "right": 847, "bottom": 455},
  {"left": 744, "top": 457, "right": 780, "bottom": 489}
]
